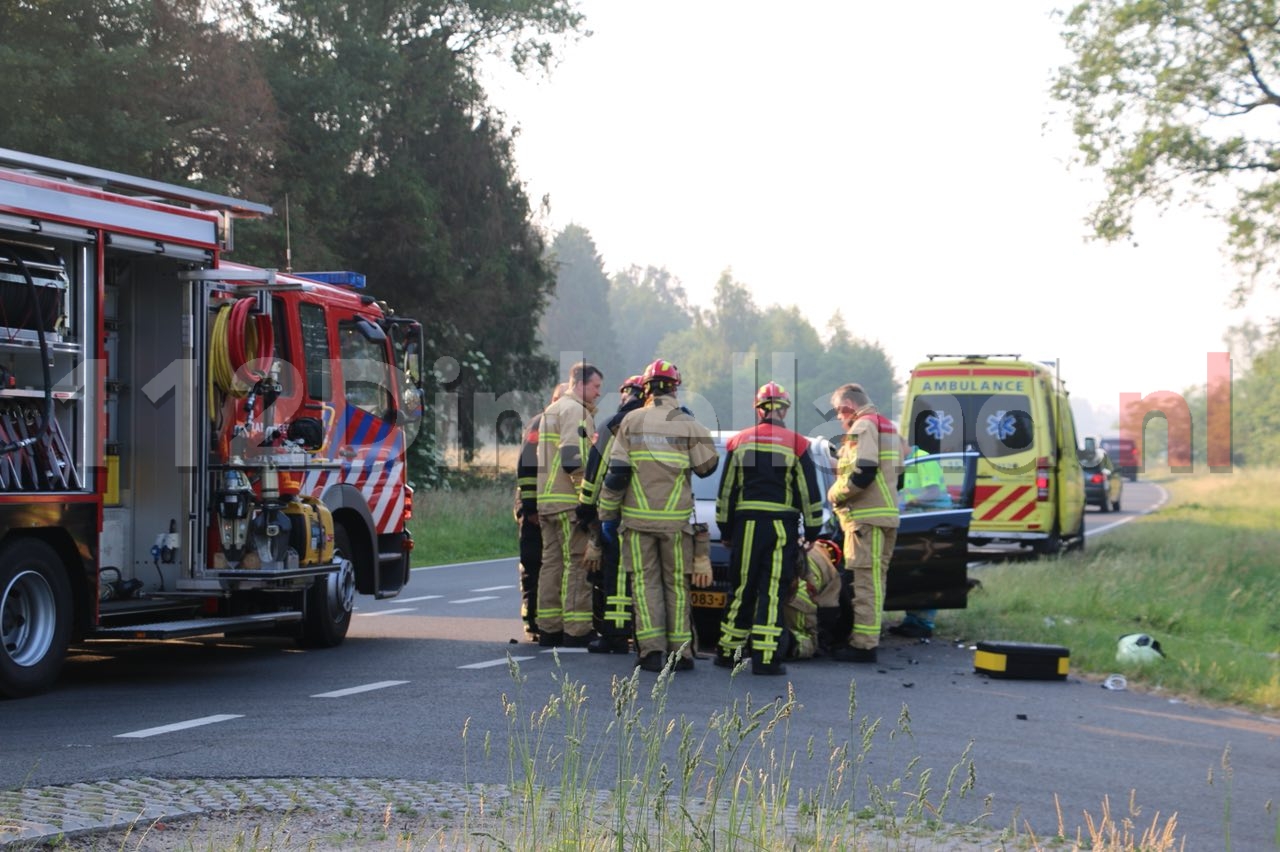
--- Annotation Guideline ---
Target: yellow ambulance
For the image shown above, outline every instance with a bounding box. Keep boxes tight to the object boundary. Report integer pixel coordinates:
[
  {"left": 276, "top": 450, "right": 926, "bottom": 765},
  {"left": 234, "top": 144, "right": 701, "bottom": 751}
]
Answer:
[{"left": 901, "top": 354, "right": 1085, "bottom": 554}]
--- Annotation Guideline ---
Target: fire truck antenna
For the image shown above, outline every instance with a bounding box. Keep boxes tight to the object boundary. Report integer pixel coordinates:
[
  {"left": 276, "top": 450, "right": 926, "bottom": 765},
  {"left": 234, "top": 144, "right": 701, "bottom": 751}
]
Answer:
[{"left": 284, "top": 194, "right": 293, "bottom": 273}]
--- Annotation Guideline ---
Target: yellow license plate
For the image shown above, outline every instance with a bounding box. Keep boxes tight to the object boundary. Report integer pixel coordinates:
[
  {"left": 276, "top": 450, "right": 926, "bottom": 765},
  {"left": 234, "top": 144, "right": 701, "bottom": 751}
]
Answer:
[{"left": 690, "top": 590, "right": 727, "bottom": 608}]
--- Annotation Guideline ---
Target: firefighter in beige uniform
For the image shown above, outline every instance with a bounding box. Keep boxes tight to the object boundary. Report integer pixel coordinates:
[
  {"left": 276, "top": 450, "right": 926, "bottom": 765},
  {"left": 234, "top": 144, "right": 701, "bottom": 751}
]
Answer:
[
  {"left": 598, "top": 359, "right": 718, "bottom": 673},
  {"left": 827, "top": 382, "right": 901, "bottom": 663},
  {"left": 536, "top": 363, "right": 603, "bottom": 647}
]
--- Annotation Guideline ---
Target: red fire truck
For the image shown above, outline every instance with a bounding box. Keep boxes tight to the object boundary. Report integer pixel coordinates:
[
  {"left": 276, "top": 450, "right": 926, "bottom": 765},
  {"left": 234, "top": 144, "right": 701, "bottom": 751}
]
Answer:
[{"left": 0, "top": 148, "right": 423, "bottom": 698}]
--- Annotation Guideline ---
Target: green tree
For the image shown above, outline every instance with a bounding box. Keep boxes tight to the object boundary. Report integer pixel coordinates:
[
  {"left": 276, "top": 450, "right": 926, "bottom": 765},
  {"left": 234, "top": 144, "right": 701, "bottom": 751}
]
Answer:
[
  {"left": 248, "top": 1, "right": 581, "bottom": 467},
  {"left": 1229, "top": 321, "right": 1280, "bottom": 466},
  {"left": 0, "top": 0, "right": 280, "bottom": 197},
  {"left": 657, "top": 276, "right": 897, "bottom": 437},
  {"left": 1053, "top": 0, "right": 1280, "bottom": 303},
  {"left": 540, "top": 225, "right": 620, "bottom": 384},
  {"left": 608, "top": 264, "right": 693, "bottom": 378}
]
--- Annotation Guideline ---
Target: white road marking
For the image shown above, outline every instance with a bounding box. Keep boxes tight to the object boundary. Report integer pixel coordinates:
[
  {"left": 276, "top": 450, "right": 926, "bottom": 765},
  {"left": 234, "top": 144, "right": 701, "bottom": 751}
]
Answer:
[
  {"left": 312, "top": 680, "right": 409, "bottom": 698},
  {"left": 356, "top": 607, "right": 417, "bottom": 617},
  {"left": 459, "top": 657, "right": 534, "bottom": 669},
  {"left": 1089, "top": 516, "right": 1138, "bottom": 535},
  {"left": 412, "top": 557, "right": 515, "bottom": 572},
  {"left": 471, "top": 585, "right": 516, "bottom": 592},
  {"left": 394, "top": 595, "right": 443, "bottom": 603},
  {"left": 542, "top": 647, "right": 588, "bottom": 654},
  {"left": 450, "top": 596, "right": 499, "bottom": 604},
  {"left": 116, "top": 715, "right": 243, "bottom": 739}
]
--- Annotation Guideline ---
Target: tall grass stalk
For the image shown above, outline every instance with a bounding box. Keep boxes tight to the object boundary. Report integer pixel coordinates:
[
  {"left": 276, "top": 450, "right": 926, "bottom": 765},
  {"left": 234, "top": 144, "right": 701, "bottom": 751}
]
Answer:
[{"left": 469, "top": 649, "right": 984, "bottom": 850}]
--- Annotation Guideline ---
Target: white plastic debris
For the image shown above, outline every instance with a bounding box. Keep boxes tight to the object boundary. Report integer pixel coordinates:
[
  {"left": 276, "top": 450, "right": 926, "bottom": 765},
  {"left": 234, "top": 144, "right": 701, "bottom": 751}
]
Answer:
[{"left": 1117, "top": 633, "right": 1166, "bottom": 664}]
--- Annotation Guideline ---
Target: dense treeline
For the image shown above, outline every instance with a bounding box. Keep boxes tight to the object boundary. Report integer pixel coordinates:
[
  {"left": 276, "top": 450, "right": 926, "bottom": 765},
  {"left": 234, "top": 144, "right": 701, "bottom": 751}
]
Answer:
[{"left": 538, "top": 225, "right": 898, "bottom": 439}]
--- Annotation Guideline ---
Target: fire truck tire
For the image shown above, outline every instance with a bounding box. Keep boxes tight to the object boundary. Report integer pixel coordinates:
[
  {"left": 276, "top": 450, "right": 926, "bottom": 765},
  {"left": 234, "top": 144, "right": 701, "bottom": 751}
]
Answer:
[
  {"left": 0, "top": 538, "right": 73, "bottom": 699},
  {"left": 300, "top": 526, "right": 355, "bottom": 648}
]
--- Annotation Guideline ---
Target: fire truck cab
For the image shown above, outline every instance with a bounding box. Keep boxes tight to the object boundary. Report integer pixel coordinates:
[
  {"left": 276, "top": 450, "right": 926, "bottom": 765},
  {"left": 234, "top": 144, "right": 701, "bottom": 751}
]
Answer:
[{"left": 0, "top": 148, "right": 423, "bottom": 698}]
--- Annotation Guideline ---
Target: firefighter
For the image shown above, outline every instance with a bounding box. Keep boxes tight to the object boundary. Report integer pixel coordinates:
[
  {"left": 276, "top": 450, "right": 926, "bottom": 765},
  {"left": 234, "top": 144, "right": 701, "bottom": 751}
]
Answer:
[
  {"left": 782, "top": 538, "right": 849, "bottom": 659},
  {"left": 715, "top": 382, "right": 823, "bottom": 676},
  {"left": 598, "top": 359, "right": 718, "bottom": 673},
  {"left": 514, "top": 383, "right": 567, "bottom": 641},
  {"left": 575, "top": 373, "right": 647, "bottom": 654},
  {"left": 535, "top": 363, "right": 603, "bottom": 647},
  {"left": 827, "top": 382, "right": 902, "bottom": 663}
]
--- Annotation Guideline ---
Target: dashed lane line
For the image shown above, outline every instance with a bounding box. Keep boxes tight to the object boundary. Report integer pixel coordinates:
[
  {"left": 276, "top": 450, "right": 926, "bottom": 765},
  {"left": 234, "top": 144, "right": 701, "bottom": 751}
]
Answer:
[
  {"left": 459, "top": 656, "right": 535, "bottom": 670},
  {"left": 355, "top": 607, "right": 417, "bottom": 617},
  {"left": 471, "top": 585, "right": 516, "bottom": 592},
  {"left": 116, "top": 715, "right": 243, "bottom": 738},
  {"left": 450, "top": 595, "right": 499, "bottom": 604},
  {"left": 311, "top": 680, "right": 409, "bottom": 698}
]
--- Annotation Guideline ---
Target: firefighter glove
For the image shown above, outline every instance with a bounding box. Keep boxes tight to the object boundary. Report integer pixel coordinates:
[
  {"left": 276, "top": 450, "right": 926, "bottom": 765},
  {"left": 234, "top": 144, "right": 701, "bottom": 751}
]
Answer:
[
  {"left": 583, "top": 533, "right": 603, "bottom": 573},
  {"left": 691, "top": 523, "right": 713, "bottom": 587}
]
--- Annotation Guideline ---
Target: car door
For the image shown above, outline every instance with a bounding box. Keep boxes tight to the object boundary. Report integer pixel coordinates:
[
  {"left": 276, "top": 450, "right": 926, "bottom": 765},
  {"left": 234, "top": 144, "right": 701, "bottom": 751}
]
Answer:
[{"left": 885, "top": 451, "right": 976, "bottom": 610}]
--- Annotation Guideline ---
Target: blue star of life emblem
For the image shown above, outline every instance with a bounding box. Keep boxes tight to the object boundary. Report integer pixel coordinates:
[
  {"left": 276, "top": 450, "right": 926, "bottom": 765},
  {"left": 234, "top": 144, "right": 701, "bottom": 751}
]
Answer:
[
  {"left": 986, "top": 410, "right": 1017, "bottom": 441},
  {"left": 924, "top": 411, "right": 954, "bottom": 441}
]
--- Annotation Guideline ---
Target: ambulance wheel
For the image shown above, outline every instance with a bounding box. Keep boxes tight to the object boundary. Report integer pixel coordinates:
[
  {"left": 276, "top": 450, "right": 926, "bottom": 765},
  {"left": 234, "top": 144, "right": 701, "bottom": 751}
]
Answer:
[
  {"left": 299, "top": 526, "right": 355, "bottom": 648},
  {"left": 1067, "top": 514, "right": 1086, "bottom": 553},
  {"left": 1032, "top": 530, "right": 1062, "bottom": 556},
  {"left": 0, "top": 539, "right": 72, "bottom": 699}
]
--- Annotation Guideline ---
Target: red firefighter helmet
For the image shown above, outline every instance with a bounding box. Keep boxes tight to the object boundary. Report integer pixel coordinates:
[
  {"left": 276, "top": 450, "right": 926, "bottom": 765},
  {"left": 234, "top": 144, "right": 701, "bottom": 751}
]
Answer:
[
  {"left": 619, "top": 374, "right": 646, "bottom": 395},
  {"left": 642, "top": 359, "right": 681, "bottom": 389},
  {"left": 755, "top": 381, "right": 791, "bottom": 412},
  {"left": 813, "top": 538, "right": 843, "bottom": 567}
]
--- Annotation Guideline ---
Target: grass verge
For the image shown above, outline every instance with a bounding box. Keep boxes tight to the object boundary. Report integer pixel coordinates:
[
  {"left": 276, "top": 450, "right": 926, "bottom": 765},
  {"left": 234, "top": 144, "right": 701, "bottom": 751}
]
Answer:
[
  {"left": 944, "top": 468, "right": 1280, "bottom": 713},
  {"left": 407, "top": 472, "right": 517, "bottom": 567}
]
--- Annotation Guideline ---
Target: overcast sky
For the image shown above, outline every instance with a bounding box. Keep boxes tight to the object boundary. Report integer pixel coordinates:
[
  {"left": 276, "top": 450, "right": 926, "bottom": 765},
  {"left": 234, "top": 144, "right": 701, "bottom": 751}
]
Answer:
[{"left": 482, "top": 1, "right": 1278, "bottom": 434}]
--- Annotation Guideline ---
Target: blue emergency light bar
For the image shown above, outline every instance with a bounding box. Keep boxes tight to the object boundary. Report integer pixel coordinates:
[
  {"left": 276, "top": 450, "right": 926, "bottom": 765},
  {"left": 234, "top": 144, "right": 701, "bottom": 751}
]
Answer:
[{"left": 295, "top": 270, "right": 366, "bottom": 289}]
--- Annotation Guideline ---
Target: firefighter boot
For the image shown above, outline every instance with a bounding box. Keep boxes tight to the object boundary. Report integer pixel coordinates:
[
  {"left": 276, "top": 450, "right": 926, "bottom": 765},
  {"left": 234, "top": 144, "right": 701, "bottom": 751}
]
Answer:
[
  {"left": 638, "top": 651, "right": 664, "bottom": 673},
  {"left": 752, "top": 649, "right": 787, "bottom": 677},
  {"left": 587, "top": 635, "right": 630, "bottom": 654}
]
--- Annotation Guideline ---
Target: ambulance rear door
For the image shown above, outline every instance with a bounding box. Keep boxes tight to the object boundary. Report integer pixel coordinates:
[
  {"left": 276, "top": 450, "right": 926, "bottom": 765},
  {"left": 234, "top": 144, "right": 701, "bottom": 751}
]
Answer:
[{"left": 904, "top": 363, "right": 1055, "bottom": 545}]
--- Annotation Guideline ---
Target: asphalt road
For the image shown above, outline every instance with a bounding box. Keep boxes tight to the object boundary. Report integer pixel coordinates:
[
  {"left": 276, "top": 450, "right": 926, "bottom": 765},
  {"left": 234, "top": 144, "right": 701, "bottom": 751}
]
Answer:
[{"left": 4, "top": 480, "right": 1278, "bottom": 848}]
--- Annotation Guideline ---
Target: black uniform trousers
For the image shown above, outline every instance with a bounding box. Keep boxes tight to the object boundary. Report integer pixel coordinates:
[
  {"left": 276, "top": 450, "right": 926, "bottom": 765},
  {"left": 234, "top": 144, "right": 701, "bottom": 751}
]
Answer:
[
  {"left": 592, "top": 534, "right": 632, "bottom": 639},
  {"left": 518, "top": 515, "right": 541, "bottom": 632},
  {"left": 718, "top": 513, "right": 799, "bottom": 666}
]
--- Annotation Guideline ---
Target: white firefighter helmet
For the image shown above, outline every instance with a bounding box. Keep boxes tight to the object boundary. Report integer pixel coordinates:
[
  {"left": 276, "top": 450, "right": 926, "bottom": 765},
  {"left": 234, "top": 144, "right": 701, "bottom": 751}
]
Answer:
[{"left": 1116, "top": 633, "right": 1166, "bottom": 665}]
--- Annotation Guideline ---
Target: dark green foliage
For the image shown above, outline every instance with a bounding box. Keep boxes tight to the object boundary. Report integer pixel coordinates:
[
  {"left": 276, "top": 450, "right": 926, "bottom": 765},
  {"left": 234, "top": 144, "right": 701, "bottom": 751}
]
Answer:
[
  {"left": 609, "top": 264, "right": 694, "bottom": 377},
  {"left": 537, "top": 241, "right": 897, "bottom": 439},
  {"left": 540, "top": 225, "right": 621, "bottom": 381}
]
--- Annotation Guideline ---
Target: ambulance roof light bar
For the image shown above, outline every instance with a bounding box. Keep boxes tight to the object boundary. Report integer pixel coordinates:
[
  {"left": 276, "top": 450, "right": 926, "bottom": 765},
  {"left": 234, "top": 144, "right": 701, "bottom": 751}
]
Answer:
[{"left": 925, "top": 353, "right": 1022, "bottom": 361}]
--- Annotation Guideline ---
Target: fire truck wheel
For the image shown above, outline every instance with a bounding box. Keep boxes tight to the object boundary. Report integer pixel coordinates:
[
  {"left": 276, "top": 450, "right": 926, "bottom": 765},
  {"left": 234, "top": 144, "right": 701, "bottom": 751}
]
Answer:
[
  {"left": 0, "top": 538, "right": 73, "bottom": 699},
  {"left": 300, "top": 526, "right": 355, "bottom": 648}
]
